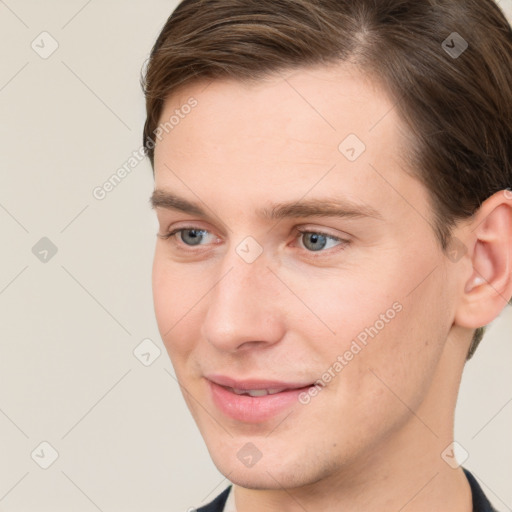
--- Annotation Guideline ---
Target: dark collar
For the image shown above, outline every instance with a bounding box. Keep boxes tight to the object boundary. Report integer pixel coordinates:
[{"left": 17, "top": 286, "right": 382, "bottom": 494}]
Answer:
[
  {"left": 196, "top": 485, "right": 231, "bottom": 512},
  {"left": 463, "top": 468, "right": 498, "bottom": 512}
]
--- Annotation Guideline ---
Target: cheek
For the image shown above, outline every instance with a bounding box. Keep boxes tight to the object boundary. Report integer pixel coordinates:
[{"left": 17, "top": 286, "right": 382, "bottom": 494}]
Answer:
[
  {"left": 303, "top": 276, "right": 451, "bottom": 453},
  {"left": 340, "top": 266, "right": 452, "bottom": 413},
  {"left": 281, "top": 264, "right": 401, "bottom": 350},
  {"left": 152, "top": 252, "right": 208, "bottom": 355},
  {"left": 299, "top": 253, "right": 452, "bottom": 394}
]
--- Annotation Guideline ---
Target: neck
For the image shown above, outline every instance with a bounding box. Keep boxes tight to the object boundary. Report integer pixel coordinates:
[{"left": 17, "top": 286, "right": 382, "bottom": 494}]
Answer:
[
  {"left": 233, "top": 434, "right": 472, "bottom": 512},
  {"left": 233, "top": 330, "right": 473, "bottom": 512}
]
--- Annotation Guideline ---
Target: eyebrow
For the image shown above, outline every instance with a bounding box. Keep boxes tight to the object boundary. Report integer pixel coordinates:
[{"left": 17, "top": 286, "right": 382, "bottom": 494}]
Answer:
[{"left": 150, "top": 189, "right": 383, "bottom": 221}]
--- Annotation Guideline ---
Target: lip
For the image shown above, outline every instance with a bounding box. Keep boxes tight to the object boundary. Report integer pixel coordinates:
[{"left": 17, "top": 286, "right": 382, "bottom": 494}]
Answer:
[
  {"left": 206, "top": 374, "right": 312, "bottom": 391},
  {"left": 206, "top": 375, "right": 314, "bottom": 423}
]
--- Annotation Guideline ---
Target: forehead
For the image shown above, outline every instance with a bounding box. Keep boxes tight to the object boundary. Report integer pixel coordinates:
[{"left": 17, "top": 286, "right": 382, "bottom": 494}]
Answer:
[
  {"left": 154, "top": 63, "right": 403, "bottom": 165},
  {"left": 152, "top": 63, "right": 428, "bottom": 228}
]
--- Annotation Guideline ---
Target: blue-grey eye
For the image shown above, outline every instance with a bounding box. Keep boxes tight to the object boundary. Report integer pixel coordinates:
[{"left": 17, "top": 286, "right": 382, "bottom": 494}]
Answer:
[
  {"left": 300, "top": 231, "right": 342, "bottom": 252},
  {"left": 180, "top": 229, "right": 208, "bottom": 246},
  {"left": 302, "top": 232, "right": 328, "bottom": 251}
]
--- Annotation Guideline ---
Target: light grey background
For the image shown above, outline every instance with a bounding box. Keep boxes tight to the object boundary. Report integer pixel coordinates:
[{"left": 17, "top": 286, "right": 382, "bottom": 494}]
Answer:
[{"left": 0, "top": 1, "right": 511, "bottom": 511}]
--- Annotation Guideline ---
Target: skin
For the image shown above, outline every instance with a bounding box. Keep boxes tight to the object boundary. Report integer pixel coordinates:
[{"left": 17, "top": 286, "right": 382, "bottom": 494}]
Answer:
[{"left": 151, "top": 63, "right": 512, "bottom": 512}]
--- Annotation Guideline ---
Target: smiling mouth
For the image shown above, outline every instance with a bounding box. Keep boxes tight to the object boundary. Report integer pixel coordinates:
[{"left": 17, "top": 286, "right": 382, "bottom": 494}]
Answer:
[{"left": 209, "top": 380, "right": 315, "bottom": 422}]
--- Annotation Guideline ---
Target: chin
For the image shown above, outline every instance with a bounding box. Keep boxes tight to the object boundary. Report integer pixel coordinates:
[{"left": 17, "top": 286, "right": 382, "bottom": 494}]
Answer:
[
  {"left": 218, "top": 464, "right": 309, "bottom": 491},
  {"left": 207, "top": 443, "right": 321, "bottom": 491},
  {"left": 228, "top": 474, "right": 280, "bottom": 490}
]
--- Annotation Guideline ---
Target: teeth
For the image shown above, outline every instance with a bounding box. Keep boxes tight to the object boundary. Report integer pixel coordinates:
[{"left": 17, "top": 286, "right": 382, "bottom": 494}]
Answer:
[
  {"left": 246, "top": 389, "right": 268, "bottom": 397},
  {"left": 230, "top": 387, "right": 287, "bottom": 396},
  {"left": 267, "top": 388, "right": 285, "bottom": 395},
  {"left": 231, "top": 388, "right": 251, "bottom": 395}
]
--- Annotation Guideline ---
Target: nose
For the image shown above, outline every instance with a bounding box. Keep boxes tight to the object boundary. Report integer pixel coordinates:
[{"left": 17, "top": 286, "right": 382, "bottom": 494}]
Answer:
[{"left": 200, "top": 247, "right": 286, "bottom": 353}]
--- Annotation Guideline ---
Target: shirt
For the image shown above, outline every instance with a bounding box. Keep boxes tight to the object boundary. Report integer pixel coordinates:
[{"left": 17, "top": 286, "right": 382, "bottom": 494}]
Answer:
[{"left": 195, "top": 468, "right": 498, "bottom": 512}]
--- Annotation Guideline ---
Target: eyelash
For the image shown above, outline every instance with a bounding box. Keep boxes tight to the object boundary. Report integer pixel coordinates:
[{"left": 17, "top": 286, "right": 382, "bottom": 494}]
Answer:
[{"left": 158, "top": 226, "right": 350, "bottom": 256}]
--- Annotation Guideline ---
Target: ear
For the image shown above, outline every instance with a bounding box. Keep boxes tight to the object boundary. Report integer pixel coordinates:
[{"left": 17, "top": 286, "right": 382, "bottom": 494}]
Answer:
[{"left": 453, "top": 189, "right": 512, "bottom": 330}]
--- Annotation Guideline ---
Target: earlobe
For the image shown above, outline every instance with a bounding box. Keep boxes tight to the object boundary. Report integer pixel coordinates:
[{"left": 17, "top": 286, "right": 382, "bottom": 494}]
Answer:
[{"left": 454, "top": 191, "right": 512, "bottom": 330}]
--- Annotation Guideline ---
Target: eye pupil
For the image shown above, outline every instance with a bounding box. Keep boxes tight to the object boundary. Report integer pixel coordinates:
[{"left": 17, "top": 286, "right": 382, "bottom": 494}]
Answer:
[
  {"left": 303, "top": 232, "right": 327, "bottom": 251},
  {"left": 181, "top": 229, "right": 205, "bottom": 246}
]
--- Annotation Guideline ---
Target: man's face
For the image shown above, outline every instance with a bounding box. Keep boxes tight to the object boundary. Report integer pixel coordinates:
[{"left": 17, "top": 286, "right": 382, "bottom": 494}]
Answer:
[{"left": 152, "top": 64, "right": 458, "bottom": 489}]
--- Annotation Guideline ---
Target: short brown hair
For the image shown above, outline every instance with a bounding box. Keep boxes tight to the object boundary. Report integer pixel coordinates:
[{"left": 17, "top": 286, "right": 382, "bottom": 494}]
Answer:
[{"left": 141, "top": 0, "right": 512, "bottom": 359}]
